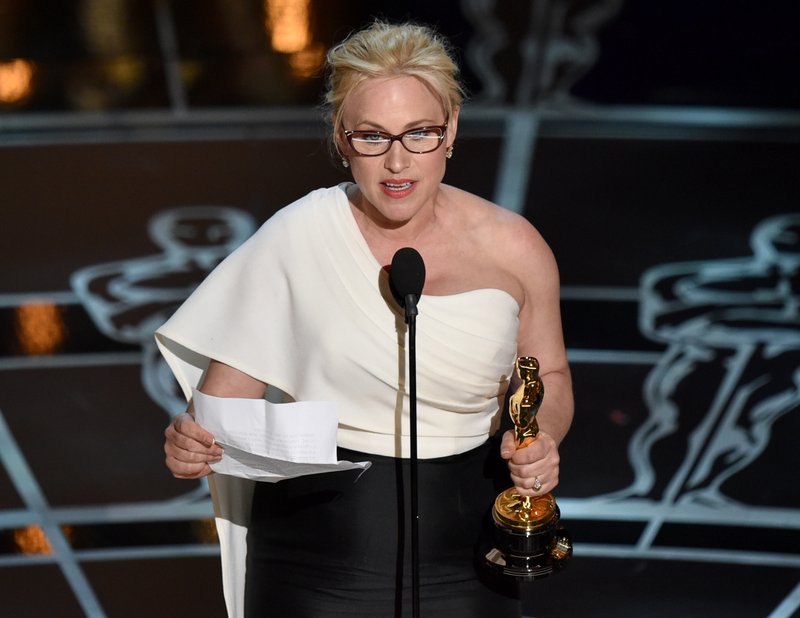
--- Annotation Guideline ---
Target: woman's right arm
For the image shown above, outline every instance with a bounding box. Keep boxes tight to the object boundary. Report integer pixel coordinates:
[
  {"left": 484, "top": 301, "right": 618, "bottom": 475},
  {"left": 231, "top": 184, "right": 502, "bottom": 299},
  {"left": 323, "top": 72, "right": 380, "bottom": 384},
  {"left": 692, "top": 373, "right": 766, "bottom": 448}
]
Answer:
[{"left": 164, "top": 360, "right": 267, "bottom": 479}]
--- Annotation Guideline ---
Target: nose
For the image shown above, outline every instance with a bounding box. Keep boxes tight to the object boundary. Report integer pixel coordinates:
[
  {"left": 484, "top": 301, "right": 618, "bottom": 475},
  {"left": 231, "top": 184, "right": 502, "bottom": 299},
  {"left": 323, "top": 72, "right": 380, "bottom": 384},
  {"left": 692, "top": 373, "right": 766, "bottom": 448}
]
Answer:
[{"left": 383, "top": 139, "right": 410, "bottom": 173}]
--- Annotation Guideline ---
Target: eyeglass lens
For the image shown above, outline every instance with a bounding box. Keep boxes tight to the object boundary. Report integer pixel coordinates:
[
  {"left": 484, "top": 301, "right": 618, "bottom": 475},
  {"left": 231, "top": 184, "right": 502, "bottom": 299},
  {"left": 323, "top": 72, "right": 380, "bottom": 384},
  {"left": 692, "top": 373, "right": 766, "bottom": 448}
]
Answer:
[{"left": 347, "top": 127, "right": 445, "bottom": 155}]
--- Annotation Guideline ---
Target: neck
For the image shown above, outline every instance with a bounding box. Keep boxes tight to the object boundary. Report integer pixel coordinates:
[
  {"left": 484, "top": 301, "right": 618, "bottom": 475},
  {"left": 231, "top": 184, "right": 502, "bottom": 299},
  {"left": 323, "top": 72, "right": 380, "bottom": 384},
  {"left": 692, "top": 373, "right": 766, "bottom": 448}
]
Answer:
[{"left": 348, "top": 186, "right": 439, "bottom": 249}]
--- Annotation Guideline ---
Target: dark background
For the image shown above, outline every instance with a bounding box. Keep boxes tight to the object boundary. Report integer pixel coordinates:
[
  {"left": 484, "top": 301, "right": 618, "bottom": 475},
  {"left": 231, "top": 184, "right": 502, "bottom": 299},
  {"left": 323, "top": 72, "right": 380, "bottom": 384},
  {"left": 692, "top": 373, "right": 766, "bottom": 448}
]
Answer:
[{"left": 1, "top": 1, "right": 799, "bottom": 617}]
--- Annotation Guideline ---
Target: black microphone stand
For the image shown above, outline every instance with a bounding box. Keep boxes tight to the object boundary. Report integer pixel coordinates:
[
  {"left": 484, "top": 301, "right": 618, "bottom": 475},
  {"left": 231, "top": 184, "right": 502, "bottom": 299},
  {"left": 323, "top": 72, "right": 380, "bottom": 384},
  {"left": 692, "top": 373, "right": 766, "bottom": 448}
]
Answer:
[
  {"left": 391, "top": 247, "right": 425, "bottom": 618},
  {"left": 403, "top": 292, "right": 421, "bottom": 618}
]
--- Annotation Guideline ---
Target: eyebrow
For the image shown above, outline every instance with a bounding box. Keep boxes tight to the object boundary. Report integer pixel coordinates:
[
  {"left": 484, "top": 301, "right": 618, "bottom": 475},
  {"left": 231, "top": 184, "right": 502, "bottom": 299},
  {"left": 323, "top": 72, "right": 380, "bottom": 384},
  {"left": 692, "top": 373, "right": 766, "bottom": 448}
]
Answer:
[{"left": 348, "top": 118, "right": 443, "bottom": 131}]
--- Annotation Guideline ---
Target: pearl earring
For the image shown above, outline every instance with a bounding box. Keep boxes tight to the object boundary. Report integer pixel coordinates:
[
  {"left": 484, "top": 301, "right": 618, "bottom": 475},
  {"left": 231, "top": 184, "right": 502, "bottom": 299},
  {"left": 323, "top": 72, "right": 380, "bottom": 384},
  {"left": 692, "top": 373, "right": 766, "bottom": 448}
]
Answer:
[{"left": 445, "top": 146, "right": 454, "bottom": 159}]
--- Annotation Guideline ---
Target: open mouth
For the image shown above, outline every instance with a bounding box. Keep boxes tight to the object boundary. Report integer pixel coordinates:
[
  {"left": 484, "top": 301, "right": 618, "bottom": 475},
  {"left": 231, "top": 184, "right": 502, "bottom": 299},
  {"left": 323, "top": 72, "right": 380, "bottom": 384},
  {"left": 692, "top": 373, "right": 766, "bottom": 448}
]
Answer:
[{"left": 383, "top": 181, "right": 414, "bottom": 191}]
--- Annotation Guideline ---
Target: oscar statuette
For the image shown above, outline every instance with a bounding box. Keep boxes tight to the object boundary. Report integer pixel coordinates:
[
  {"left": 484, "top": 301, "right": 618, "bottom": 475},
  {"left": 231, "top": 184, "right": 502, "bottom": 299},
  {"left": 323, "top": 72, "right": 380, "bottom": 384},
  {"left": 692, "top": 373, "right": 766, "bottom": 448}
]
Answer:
[{"left": 485, "top": 356, "right": 572, "bottom": 580}]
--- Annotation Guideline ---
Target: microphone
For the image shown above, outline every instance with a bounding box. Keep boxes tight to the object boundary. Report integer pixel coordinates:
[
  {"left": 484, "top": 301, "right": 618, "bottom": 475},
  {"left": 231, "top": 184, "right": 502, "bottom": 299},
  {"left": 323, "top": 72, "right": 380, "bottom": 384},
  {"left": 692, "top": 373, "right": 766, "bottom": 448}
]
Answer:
[
  {"left": 389, "top": 246, "right": 426, "bottom": 618},
  {"left": 389, "top": 247, "right": 426, "bottom": 323}
]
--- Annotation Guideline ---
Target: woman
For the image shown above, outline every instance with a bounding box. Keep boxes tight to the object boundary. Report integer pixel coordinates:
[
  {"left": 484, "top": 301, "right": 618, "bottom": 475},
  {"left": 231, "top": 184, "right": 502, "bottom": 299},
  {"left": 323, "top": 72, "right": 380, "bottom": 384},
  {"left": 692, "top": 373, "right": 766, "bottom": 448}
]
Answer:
[{"left": 158, "top": 21, "right": 573, "bottom": 618}]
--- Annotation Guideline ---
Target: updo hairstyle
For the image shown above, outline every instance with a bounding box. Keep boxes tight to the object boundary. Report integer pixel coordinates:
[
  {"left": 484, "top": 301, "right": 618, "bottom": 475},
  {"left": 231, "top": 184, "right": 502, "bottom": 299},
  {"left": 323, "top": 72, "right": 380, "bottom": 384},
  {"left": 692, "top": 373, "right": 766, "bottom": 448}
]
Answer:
[{"left": 323, "top": 21, "right": 465, "bottom": 142}]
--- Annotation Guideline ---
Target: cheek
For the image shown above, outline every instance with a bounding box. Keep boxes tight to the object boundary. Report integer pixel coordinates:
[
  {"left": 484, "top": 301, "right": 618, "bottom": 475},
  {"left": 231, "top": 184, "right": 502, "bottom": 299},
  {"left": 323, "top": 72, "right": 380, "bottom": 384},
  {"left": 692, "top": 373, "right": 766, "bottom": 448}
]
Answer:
[
  {"left": 346, "top": 159, "right": 376, "bottom": 186},
  {"left": 340, "top": 148, "right": 377, "bottom": 182},
  {"left": 424, "top": 153, "right": 448, "bottom": 176}
]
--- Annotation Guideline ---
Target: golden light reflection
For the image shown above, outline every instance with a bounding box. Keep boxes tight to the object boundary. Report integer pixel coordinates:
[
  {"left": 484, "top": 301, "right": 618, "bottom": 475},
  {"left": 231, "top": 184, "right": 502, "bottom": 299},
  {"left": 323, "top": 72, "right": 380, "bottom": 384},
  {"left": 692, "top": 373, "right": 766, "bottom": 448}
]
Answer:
[
  {"left": 265, "top": 0, "right": 311, "bottom": 53},
  {"left": 0, "top": 59, "right": 35, "bottom": 104},
  {"left": 72, "top": 55, "right": 147, "bottom": 110},
  {"left": 102, "top": 55, "right": 146, "bottom": 89},
  {"left": 192, "top": 518, "right": 219, "bottom": 544},
  {"left": 179, "top": 59, "right": 203, "bottom": 88},
  {"left": 79, "top": 0, "right": 134, "bottom": 56},
  {"left": 15, "top": 302, "right": 67, "bottom": 356},
  {"left": 264, "top": 0, "right": 326, "bottom": 78},
  {"left": 13, "top": 525, "right": 53, "bottom": 555},
  {"left": 288, "top": 43, "right": 326, "bottom": 79}
]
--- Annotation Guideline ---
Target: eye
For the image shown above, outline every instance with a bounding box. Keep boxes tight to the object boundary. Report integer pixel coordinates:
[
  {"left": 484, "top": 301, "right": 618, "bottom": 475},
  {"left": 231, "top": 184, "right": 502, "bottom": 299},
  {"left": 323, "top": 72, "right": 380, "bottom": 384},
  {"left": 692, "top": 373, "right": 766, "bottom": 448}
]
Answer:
[
  {"left": 406, "top": 128, "right": 439, "bottom": 140},
  {"left": 356, "top": 132, "right": 389, "bottom": 142}
]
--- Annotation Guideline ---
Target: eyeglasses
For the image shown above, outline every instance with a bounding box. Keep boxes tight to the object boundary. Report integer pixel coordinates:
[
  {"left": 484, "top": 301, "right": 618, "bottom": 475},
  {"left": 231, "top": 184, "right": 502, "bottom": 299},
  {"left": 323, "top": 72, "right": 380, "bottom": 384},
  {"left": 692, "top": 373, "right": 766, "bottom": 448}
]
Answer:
[{"left": 343, "top": 123, "right": 448, "bottom": 156}]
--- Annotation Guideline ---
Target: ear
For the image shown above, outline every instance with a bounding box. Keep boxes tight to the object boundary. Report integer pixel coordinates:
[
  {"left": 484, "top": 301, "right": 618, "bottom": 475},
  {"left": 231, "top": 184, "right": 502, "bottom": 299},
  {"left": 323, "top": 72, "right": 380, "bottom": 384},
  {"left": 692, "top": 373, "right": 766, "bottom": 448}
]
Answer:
[
  {"left": 446, "top": 106, "right": 460, "bottom": 147},
  {"left": 334, "top": 129, "right": 351, "bottom": 160}
]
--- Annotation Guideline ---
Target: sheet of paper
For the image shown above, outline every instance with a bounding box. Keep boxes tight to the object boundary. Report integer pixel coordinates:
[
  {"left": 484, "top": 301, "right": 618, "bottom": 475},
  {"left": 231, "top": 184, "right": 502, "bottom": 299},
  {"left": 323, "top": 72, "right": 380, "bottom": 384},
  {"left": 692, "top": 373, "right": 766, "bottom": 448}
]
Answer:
[{"left": 192, "top": 388, "right": 370, "bottom": 482}]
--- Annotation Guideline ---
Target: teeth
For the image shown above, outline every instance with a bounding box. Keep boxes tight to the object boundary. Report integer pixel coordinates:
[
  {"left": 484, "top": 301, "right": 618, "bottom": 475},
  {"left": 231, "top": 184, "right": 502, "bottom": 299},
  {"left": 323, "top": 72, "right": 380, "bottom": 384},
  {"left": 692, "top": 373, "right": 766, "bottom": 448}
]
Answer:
[{"left": 385, "top": 182, "right": 412, "bottom": 190}]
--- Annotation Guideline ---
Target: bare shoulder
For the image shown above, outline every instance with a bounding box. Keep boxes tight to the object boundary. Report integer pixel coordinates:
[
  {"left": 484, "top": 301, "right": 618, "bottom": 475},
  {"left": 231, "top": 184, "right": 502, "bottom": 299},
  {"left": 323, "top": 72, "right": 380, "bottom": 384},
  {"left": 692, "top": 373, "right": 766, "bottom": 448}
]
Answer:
[
  {"left": 441, "top": 185, "right": 555, "bottom": 269},
  {"left": 437, "top": 185, "right": 559, "bottom": 306}
]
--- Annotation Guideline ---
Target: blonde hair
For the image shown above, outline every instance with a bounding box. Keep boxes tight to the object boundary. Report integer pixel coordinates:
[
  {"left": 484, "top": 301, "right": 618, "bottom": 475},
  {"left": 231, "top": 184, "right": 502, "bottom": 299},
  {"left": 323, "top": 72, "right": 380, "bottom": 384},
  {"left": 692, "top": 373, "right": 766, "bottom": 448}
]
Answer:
[{"left": 323, "top": 21, "right": 464, "bottom": 142}]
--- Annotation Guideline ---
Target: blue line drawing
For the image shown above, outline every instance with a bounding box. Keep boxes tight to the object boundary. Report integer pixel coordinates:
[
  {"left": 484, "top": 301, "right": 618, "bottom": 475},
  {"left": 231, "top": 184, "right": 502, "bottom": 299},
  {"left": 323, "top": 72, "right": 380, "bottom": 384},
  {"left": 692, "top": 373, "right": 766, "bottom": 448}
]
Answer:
[
  {"left": 71, "top": 206, "right": 256, "bottom": 416},
  {"left": 604, "top": 213, "right": 800, "bottom": 507}
]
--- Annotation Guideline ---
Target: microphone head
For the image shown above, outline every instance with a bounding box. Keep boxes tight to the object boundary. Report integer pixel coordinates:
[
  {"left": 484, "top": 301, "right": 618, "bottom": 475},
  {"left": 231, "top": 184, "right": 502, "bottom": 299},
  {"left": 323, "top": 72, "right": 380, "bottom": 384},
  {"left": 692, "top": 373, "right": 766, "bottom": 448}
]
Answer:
[{"left": 389, "top": 247, "right": 426, "bottom": 308}]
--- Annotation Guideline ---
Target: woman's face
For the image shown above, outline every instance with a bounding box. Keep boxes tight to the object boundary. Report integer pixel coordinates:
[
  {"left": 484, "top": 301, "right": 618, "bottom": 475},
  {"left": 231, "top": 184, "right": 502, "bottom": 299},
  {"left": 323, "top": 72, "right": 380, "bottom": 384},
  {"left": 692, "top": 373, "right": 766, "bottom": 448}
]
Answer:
[{"left": 338, "top": 75, "right": 458, "bottom": 229}]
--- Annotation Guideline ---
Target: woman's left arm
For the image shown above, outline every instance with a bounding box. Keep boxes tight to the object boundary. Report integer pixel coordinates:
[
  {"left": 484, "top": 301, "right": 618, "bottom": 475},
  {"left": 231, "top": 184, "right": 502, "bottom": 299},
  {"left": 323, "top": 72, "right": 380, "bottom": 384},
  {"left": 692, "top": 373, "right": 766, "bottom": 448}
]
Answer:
[{"left": 500, "top": 222, "right": 574, "bottom": 496}]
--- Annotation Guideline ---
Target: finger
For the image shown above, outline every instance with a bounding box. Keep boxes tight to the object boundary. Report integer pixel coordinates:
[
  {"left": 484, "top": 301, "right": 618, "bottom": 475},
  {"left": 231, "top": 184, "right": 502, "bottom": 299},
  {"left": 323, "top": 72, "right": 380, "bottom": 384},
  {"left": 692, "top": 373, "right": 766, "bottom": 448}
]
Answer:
[
  {"left": 507, "top": 458, "right": 541, "bottom": 477},
  {"left": 511, "top": 442, "right": 545, "bottom": 466},
  {"left": 513, "top": 484, "right": 543, "bottom": 497},
  {"left": 508, "top": 453, "right": 559, "bottom": 480},
  {"left": 500, "top": 430, "right": 516, "bottom": 460},
  {"left": 511, "top": 472, "right": 559, "bottom": 496},
  {"left": 173, "top": 413, "right": 217, "bottom": 448},
  {"left": 510, "top": 433, "right": 557, "bottom": 465},
  {"left": 164, "top": 439, "right": 222, "bottom": 465},
  {"left": 166, "top": 427, "right": 223, "bottom": 459},
  {"left": 165, "top": 455, "right": 213, "bottom": 479},
  {"left": 166, "top": 417, "right": 223, "bottom": 457},
  {"left": 508, "top": 461, "right": 544, "bottom": 490},
  {"left": 508, "top": 456, "right": 560, "bottom": 494}
]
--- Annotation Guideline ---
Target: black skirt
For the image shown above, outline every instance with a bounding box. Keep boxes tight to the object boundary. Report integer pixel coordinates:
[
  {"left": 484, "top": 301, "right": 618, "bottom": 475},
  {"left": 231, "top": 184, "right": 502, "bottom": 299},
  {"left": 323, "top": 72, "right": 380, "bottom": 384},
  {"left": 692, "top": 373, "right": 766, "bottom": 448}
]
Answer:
[{"left": 244, "top": 439, "right": 521, "bottom": 617}]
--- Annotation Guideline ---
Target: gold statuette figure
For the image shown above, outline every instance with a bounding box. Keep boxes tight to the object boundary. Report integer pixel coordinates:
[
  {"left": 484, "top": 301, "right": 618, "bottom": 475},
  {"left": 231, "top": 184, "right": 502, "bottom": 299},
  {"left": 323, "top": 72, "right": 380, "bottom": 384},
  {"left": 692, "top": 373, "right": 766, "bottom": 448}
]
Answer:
[{"left": 485, "top": 357, "right": 572, "bottom": 580}]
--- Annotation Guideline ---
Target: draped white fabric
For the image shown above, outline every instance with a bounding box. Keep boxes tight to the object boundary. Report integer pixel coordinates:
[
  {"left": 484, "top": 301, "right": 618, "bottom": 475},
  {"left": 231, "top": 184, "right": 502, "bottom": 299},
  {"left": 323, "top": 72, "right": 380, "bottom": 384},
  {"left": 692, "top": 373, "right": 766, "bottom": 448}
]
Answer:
[{"left": 155, "top": 183, "right": 520, "bottom": 616}]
